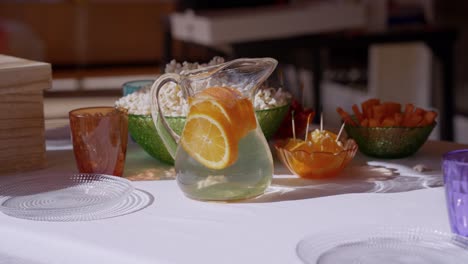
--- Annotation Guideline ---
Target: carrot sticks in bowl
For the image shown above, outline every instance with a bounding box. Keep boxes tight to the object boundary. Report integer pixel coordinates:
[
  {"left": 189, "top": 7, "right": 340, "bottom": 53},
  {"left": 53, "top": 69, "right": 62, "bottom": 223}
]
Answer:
[{"left": 337, "top": 99, "right": 438, "bottom": 127}]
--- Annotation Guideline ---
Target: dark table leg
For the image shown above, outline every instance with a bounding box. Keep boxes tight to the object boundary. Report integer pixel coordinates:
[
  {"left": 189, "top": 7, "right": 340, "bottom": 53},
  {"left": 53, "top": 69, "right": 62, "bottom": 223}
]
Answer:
[
  {"left": 161, "top": 16, "right": 173, "bottom": 72},
  {"left": 429, "top": 40, "right": 455, "bottom": 141},
  {"left": 441, "top": 44, "right": 455, "bottom": 141}
]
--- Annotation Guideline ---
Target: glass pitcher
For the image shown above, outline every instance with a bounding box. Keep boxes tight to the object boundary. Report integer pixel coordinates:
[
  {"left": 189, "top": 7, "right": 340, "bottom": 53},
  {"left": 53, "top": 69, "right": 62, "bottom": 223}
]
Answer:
[{"left": 150, "top": 58, "right": 277, "bottom": 201}]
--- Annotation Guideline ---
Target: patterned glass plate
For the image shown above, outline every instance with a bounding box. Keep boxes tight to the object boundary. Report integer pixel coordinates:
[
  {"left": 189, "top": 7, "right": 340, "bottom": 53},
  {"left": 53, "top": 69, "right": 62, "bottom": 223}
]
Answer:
[
  {"left": 297, "top": 227, "right": 468, "bottom": 264},
  {"left": 0, "top": 173, "right": 134, "bottom": 221}
]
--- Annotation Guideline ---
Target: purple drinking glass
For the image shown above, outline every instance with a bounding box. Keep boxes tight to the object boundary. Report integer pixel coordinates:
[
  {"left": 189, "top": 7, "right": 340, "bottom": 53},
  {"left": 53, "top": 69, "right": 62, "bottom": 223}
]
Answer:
[{"left": 443, "top": 149, "right": 468, "bottom": 237}]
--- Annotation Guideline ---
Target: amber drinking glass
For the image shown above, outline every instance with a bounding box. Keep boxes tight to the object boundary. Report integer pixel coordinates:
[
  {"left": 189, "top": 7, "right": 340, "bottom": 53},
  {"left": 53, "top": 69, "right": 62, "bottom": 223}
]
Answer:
[{"left": 69, "top": 107, "right": 128, "bottom": 176}]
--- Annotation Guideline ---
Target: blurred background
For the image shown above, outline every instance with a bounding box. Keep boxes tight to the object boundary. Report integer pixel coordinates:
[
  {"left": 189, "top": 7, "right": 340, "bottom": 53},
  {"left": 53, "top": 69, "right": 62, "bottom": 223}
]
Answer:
[{"left": 0, "top": 0, "right": 467, "bottom": 142}]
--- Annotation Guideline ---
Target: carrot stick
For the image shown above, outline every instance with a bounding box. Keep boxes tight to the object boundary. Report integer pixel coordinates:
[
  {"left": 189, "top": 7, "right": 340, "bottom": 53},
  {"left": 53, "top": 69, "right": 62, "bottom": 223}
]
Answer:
[
  {"left": 423, "top": 111, "right": 438, "bottom": 126},
  {"left": 402, "top": 103, "right": 415, "bottom": 125},
  {"left": 360, "top": 118, "right": 369, "bottom": 127},
  {"left": 372, "top": 104, "right": 386, "bottom": 122},
  {"left": 352, "top": 104, "right": 364, "bottom": 122},
  {"left": 336, "top": 107, "right": 356, "bottom": 126},
  {"left": 369, "top": 118, "right": 380, "bottom": 127},
  {"left": 394, "top": 113, "right": 403, "bottom": 126},
  {"left": 404, "top": 103, "right": 415, "bottom": 114},
  {"left": 382, "top": 102, "right": 401, "bottom": 116},
  {"left": 382, "top": 117, "right": 396, "bottom": 127},
  {"left": 361, "top": 98, "right": 380, "bottom": 119}
]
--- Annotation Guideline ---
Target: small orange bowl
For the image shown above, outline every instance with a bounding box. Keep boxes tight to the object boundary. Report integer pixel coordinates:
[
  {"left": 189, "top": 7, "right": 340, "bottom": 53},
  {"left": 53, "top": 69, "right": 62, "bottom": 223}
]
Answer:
[{"left": 274, "top": 139, "right": 358, "bottom": 179}]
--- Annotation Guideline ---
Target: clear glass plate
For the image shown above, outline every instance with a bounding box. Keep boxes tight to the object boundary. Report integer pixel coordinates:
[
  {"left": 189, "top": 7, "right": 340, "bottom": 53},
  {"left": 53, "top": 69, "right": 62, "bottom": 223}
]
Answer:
[
  {"left": 296, "top": 227, "right": 468, "bottom": 264},
  {"left": 0, "top": 173, "right": 134, "bottom": 221},
  {"left": 0, "top": 252, "right": 43, "bottom": 264}
]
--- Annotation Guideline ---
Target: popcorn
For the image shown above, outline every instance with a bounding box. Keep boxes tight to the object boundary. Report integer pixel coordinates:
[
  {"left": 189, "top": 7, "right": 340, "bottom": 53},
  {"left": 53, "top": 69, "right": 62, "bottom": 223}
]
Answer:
[
  {"left": 115, "top": 82, "right": 188, "bottom": 116},
  {"left": 254, "top": 87, "right": 290, "bottom": 109},
  {"left": 116, "top": 84, "right": 290, "bottom": 116},
  {"left": 115, "top": 85, "right": 152, "bottom": 115},
  {"left": 165, "top": 56, "right": 225, "bottom": 74},
  {"left": 115, "top": 58, "right": 291, "bottom": 116}
]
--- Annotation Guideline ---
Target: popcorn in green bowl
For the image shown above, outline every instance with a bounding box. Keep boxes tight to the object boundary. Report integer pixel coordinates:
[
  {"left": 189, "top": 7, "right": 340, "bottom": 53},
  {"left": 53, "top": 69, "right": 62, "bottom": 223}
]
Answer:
[{"left": 118, "top": 58, "right": 291, "bottom": 164}]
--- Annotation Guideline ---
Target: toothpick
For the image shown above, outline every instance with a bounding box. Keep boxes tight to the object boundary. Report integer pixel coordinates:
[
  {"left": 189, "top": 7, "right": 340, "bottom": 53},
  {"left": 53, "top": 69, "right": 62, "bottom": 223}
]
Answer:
[
  {"left": 305, "top": 112, "right": 313, "bottom": 141},
  {"left": 291, "top": 110, "right": 296, "bottom": 140},
  {"left": 336, "top": 122, "right": 345, "bottom": 142},
  {"left": 320, "top": 111, "right": 323, "bottom": 132}
]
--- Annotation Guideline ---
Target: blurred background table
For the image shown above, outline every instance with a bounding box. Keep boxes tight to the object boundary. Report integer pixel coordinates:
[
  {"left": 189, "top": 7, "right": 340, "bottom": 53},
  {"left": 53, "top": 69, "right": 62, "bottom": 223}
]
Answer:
[
  {"left": 228, "top": 28, "right": 458, "bottom": 141},
  {"left": 167, "top": 10, "right": 458, "bottom": 141}
]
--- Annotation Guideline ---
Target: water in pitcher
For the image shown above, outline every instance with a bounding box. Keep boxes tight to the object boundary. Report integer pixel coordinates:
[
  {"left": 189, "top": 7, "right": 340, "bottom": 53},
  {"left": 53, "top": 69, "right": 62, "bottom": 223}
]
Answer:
[
  {"left": 174, "top": 87, "right": 273, "bottom": 201},
  {"left": 176, "top": 129, "right": 273, "bottom": 201}
]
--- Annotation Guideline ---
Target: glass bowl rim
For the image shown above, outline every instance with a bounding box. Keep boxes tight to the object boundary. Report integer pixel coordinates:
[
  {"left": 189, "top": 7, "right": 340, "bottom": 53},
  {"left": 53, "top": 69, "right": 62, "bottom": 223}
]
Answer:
[
  {"left": 274, "top": 138, "right": 358, "bottom": 156},
  {"left": 122, "top": 79, "right": 155, "bottom": 87},
  {"left": 127, "top": 103, "right": 291, "bottom": 118},
  {"left": 345, "top": 122, "right": 437, "bottom": 130},
  {"left": 443, "top": 149, "right": 468, "bottom": 165}
]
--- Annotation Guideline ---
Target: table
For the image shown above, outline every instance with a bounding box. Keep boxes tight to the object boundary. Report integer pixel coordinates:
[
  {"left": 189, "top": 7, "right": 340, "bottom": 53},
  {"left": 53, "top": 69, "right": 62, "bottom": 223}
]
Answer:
[{"left": 0, "top": 127, "right": 467, "bottom": 263}]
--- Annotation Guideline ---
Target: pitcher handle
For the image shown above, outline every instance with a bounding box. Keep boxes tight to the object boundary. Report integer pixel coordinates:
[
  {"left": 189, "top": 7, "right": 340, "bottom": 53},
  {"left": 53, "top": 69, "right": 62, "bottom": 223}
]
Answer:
[{"left": 150, "top": 73, "right": 185, "bottom": 159}]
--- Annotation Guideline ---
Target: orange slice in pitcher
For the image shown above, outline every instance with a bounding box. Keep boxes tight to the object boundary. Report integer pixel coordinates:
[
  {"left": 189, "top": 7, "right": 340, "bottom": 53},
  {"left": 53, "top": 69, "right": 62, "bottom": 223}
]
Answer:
[
  {"left": 236, "top": 97, "right": 257, "bottom": 134},
  {"left": 181, "top": 86, "right": 259, "bottom": 169},
  {"left": 189, "top": 99, "right": 231, "bottom": 123},
  {"left": 191, "top": 86, "right": 257, "bottom": 140},
  {"left": 181, "top": 111, "right": 238, "bottom": 170},
  {"left": 199, "top": 87, "right": 256, "bottom": 132}
]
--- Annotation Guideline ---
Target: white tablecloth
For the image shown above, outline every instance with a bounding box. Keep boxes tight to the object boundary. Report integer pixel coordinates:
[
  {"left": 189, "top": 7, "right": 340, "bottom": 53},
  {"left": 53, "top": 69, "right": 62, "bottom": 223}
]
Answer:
[{"left": 1, "top": 129, "right": 467, "bottom": 264}]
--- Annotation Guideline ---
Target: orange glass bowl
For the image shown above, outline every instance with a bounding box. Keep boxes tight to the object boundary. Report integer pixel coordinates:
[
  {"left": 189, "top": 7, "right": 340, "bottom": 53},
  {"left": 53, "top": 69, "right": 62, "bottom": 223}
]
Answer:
[{"left": 275, "top": 139, "right": 358, "bottom": 179}]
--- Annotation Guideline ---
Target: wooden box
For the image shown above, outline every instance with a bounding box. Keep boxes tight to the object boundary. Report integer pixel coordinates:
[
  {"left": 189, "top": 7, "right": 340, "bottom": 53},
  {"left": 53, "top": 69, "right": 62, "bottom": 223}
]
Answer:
[{"left": 0, "top": 55, "right": 51, "bottom": 174}]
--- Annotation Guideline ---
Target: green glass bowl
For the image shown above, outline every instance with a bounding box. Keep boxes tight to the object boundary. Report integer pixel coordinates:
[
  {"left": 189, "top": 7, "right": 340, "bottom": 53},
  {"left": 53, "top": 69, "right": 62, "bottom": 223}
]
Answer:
[
  {"left": 128, "top": 104, "right": 290, "bottom": 164},
  {"left": 344, "top": 123, "right": 436, "bottom": 159},
  {"left": 128, "top": 115, "right": 185, "bottom": 164},
  {"left": 255, "top": 104, "right": 290, "bottom": 139}
]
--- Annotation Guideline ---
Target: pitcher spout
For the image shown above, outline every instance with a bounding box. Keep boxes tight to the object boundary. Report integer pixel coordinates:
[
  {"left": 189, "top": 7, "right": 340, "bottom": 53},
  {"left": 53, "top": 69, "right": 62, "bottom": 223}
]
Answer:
[{"left": 220, "top": 58, "right": 278, "bottom": 97}]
